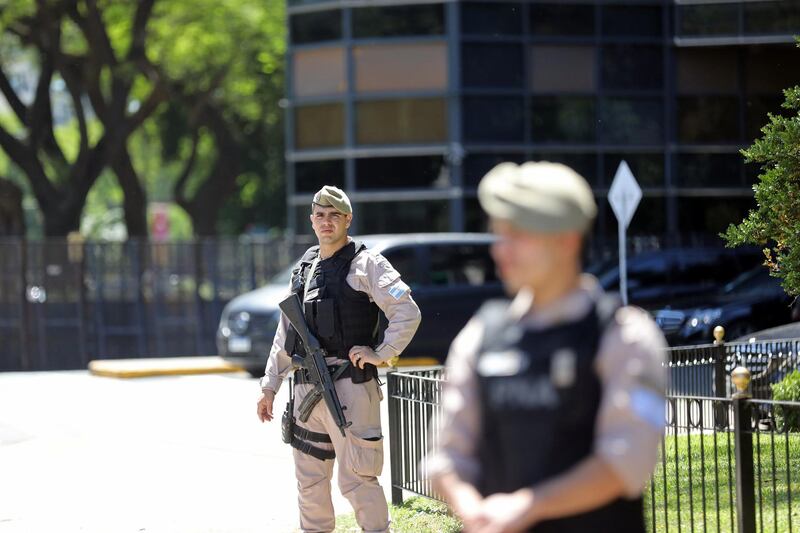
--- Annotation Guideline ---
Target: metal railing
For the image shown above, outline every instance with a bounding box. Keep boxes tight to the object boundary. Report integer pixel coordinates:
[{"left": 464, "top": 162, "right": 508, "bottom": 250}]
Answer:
[
  {"left": 0, "top": 236, "right": 313, "bottom": 370},
  {"left": 388, "top": 365, "right": 800, "bottom": 532}
]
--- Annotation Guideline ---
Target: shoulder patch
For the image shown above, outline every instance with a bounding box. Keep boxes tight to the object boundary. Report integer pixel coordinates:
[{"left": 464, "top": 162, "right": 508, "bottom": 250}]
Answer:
[{"left": 387, "top": 281, "right": 409, "bottom": 300}]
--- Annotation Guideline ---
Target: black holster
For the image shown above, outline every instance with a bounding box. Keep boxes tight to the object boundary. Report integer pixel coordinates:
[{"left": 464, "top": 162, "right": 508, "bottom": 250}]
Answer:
[
  {"left": 350, "top": 362, "right": 378, "bottom": 384},
  {"left": 281, "top": 378, "right": 294, "bottom": 444}
]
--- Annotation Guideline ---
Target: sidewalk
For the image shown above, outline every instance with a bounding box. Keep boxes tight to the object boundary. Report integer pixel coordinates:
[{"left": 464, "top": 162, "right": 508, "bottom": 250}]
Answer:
[{"left": 0, "top": 370, "right": 394, "bottom": 532}]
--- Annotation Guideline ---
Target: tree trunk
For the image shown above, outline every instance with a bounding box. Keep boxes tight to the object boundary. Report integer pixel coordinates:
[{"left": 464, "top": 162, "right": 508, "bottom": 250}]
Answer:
[
  {"left": 0, "top": 178, "right": 25, "bottom": 237},
  {"left": 113, "top": 151, "right": 149, "bottom": 238}
]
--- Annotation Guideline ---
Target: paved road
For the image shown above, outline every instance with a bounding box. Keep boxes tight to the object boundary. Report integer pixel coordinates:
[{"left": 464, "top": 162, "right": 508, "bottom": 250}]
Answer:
[{"left": 0, "top": 370, "right": 394, "bottom": 532}]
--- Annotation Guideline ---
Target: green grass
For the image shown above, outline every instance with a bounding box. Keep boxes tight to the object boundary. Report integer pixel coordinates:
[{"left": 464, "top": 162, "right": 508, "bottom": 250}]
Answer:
[
  {"left": 334, "top": 496, "right": 461, "bottom": 533},
  {"left": 645, "top": 432, "right": 800, "bottom": 532}
]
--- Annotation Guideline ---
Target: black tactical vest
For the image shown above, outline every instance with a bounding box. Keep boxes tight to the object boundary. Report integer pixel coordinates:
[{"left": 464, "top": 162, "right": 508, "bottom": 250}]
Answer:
[
  {"left": 475, "top": 296, "right": 645, "bottom": 533},
  {"left": 286, "top": 241, "right": 381, "bottom": 358}
]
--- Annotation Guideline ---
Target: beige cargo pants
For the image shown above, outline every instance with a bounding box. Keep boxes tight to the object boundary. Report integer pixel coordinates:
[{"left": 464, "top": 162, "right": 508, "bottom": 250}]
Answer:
[{"left": 292, "top": 377, "right": 389, "bottom": 533}]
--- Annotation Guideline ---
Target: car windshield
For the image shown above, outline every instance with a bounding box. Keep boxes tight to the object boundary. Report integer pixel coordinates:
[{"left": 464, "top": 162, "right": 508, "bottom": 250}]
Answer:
[{"left": 722, "top": 268, "right": 781, "bottom": 296}]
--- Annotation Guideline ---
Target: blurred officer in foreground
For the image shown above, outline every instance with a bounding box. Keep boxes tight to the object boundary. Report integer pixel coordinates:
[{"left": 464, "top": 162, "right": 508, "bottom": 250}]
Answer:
[
  {"left": 257, "top": 186, "right": 421, "bottom": 533},
  {"left": 427, "top": 162, "right": 667, "bottom": 533}
]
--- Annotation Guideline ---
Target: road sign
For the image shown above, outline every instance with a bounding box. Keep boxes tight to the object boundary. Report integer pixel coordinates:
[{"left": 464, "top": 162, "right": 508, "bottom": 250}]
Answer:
[{"left": 608, "top": 161, "right": 642, "bottom": 305}]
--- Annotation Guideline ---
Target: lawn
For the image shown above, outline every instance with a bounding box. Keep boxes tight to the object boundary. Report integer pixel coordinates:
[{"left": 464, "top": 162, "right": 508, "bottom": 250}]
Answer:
[{"left": 334, "top": 496, "right": 461, "bottom": 533}]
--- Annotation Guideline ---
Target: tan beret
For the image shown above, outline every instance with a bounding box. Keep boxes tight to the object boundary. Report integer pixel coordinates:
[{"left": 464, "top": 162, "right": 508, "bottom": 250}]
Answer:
[
  {"left": 478, "top": 161, "right": 597, "bottom": 233},
  {"left": 312, "top": 185, "right": 352, "bottom": 215}
]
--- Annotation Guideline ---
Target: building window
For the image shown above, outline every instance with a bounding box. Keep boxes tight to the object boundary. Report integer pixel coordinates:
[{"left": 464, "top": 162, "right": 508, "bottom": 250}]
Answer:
[
  {"left": 462, "top": 2, "right": 523, "bottom": 35},
  {"left": 355, "top": 156, "right": 448, "bottom": 190},
  {"left": 293, "top": 48, "right": 346, "bottom": 98},
  {"left": 530, "top": 4, "right": 595, "bottom": 37},
  {"left": 530, "top": 46, "right": 596, "bottom": 93},
  {"left": 603, "top": 154, "right": 664, "bottom": 188},
  {"left": 463, "top": 97, "right": 525, "bottom": 143},
  {"left": 675, "top": 153, "right": 743, "bottom": 188},
  {"left": 356, "top": 200, "right": 450, "bottom": 233},
  {"left": 463, "top": 153, "right": 526, "bottom": 188},
  {"left": 744, "top": 1, "right": 800, "bottom": 35},
  {"left": 462, "top": 44, "right": 524, "bottom": 89},
  {"left": 352, "top": 4, "right": 445, "bottom": 38},
  {"left": 354, "top": 43, "right": 447, "bottom": 93},
  {"left": 677, "top": 4, "right": 738, "bottom": 37},
  {"left": 746, "top": 94, "right": 784, "bottom": 142},
  {"left": 677, "top": 96, "right": 740, "bottom": 144},
  {"left": 601, "top": 5, "right": 662, "bottom": 38},
  {"left": 295, "top": 160, "right": 345, "bottom": 193},
  {"left": 599, "top": 98, "right": 662, "bottom": 145},
  {"left": 628, "top": 197, "right": 666, "bottom": 236},
  {"left": 464, "top": 197, "right": 489, "bottom": 233},
  {"left": 530, "top": 152, "right": 598, "bottom": 187},
  {"left": 531, "top": 96, "right": 595, "bottom": 143},
  {"left": 676, "top": 48, "right": 739, "bottom": 94},
  {"left": 678, "top": 197, "right": 754, "bottom": 235},
  {"left": 356, "top": 99, "right": 447, "bottom": 144},
  {"left": 290, "top": 10, "right": 342, "bottom": 44},
  {"left": 745, "top": 45, "right": 800, "bottom": 94},
  {"left": 602, "top": 46, "right": 663, "bottom": 91},
  {"left": 295, "top": 104, "right": 345, "bottom": 149}
]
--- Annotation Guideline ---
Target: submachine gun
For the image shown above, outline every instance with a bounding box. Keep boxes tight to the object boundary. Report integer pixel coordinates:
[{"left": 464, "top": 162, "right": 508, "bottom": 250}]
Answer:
[{"left": 279, "top": 293, "right": 351, "bottom": 437}]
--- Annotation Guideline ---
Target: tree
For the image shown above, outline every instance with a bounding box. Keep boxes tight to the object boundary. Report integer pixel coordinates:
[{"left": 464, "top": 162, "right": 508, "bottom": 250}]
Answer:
[
  {"left": 723, "top": 85, "right": 800, "bottom": 296},
  {"left": 0, "top": 0, "right": 165, "bottom": 236}
]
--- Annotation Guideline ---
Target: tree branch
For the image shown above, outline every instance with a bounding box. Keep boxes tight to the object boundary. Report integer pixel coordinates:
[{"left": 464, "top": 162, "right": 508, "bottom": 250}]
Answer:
[
  {"left": 128, "top": 0, "right": 156, "bottom": 62},
  {"left": 0, "top": 123, "right": 57, "bottom": 208},
  {"left": 0, "top": 64, "right": 28, "bottom": 125},
  {"left": 174, "top": 129, "right": 201, "bottom": 208}
]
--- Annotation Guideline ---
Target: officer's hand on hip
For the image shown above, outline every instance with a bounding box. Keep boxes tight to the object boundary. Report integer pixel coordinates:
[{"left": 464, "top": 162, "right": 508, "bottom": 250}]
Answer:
[
  {"left": 348, "top": 345, "right": 381, "bottom": 369},
  {"left": 257, "top": 389, "right": 276, "bottom": 422}
]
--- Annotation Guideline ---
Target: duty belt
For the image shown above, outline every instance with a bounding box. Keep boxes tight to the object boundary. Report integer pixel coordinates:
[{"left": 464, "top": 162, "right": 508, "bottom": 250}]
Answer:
[{"left": 294, "top": 364, "right": 352, "bottom": 385}]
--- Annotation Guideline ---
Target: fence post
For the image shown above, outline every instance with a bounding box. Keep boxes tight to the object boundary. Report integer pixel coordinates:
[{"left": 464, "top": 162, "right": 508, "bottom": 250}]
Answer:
[
  {"left": 714, "top": 325, "right": 727, "bottom": 428},
  {"left": 387, "top": 371, "right": 404, "bottom": 505},
  {"left": 731, "top": 366, "right": 756, "bottom": 533}
]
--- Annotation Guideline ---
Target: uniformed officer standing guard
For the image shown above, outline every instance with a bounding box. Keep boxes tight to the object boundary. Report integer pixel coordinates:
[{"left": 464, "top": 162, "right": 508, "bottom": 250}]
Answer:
[
  {"left": 257, "top": 185, "right": 421, "bottom": 533},
  {"left": 427, "top": 162, "right": 667, "bottom": 533}
]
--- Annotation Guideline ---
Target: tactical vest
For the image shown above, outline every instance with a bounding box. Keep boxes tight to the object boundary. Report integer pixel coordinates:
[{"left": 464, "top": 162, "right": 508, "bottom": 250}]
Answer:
[
  {"left": 475, "top": 296, "right": 645, "bottom": 533},
  {"left": 285, "top": 241, "right": 381, "bottom": 359}
]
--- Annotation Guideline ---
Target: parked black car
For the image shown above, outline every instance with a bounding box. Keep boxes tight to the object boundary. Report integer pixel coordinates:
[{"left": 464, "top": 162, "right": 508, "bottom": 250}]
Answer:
[
  {"left": 593, "top": 247, "right": 762, "bottom": 310},
  {"left": 217, "top": 233, "right": 504, "bottom": 376},
  {"left": 654, "top": 267, "right": 797, "bottom": 345}
]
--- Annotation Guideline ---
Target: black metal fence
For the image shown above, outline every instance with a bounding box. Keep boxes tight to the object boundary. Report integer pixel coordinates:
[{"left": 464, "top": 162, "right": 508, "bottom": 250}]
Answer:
[
  {"left": 388, "top": 344, "right": 800, "bottom": 532},
  {"left": 0, "top": 236, "right": 313, "bottom": 371}
]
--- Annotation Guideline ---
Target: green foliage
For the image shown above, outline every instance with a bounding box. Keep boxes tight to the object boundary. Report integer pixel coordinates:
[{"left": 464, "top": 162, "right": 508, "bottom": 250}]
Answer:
[
  {"left": 723, "top": 79, "right": 800, "bottom": 295},
  {"left": 772, "top": 370, "right": 800, "bottom": 431},
  {"left": 334, "top": 496, "right": 461, "bottom": 533}
]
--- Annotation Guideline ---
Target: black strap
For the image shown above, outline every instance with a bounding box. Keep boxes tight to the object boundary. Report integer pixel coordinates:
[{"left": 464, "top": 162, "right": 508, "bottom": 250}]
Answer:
[
  {"left": 290, "top": 436, "right": 335, "bottom": 461},
  {"left": 293, "top": 424, "right": 332, "bottom": 443},
  {"left": 295, "top": 364, "right": 353, "bottom": 385}
]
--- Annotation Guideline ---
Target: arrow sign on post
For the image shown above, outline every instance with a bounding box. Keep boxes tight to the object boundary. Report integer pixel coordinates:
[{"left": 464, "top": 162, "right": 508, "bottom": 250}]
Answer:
[{"left": 608, "top": 161, "right": 642, "bottom": 305}]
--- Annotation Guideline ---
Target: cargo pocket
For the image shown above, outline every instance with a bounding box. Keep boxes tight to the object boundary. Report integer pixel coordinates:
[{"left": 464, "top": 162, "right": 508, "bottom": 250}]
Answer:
[{"left": 346, "top": 432, "right": 384, "bottom": 477}]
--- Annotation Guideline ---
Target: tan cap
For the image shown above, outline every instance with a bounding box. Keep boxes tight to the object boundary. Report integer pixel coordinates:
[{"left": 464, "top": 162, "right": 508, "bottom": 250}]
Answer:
[
  {"left": 312, "top": 185, "right": 352, "bottom": 215},
  {"left": 478, "top": 161, "right": 597, "bottom": 233}
]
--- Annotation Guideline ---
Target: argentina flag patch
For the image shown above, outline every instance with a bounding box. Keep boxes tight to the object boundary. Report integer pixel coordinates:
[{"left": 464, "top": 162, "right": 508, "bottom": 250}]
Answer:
[{"left": 388, "top": 281, "right": 409, "bottom": 300}]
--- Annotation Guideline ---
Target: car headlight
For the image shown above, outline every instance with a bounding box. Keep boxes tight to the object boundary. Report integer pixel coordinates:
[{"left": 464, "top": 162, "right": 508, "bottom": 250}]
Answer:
[
  {"left": 230, "top": 311, "right": 251, "bottom": 335},
  {"left": 687, "top": 309, "right": 722, "bottom": 330}
]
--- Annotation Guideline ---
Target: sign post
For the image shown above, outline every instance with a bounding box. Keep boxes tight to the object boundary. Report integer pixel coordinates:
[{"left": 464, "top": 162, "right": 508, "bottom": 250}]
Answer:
[{"left": 607, "top": 161, "right": 642, "bottom": 305}]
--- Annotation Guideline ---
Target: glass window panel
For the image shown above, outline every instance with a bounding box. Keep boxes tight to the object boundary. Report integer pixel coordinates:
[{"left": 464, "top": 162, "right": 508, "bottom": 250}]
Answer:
[
  {"left": 353, "top": 4, "right": 445, "bottom": 38},
  {"left": 293, "top": 48, "right": 346, "bottom": 98},
  {"left": 355, "top": 156, "right": 448, "bottom": 190},
  {"left": 463, "top": 153, "right": 526, "bottom": 188},
  {"left": 531, "top": 96, "right": 595, "bottom": 143},
  {"left": 530, "top": 4, "right": 595, "bottom": 36},
  {"left": 380, "top": 247, "right": 422, "bottom": 287},
  {"left": 599, "top": 98, "right": 663, "bottom": 145},
  {"left": 356, "top": 200, "right": 450, "bottom": 233},
  {"left": 602, "top": 46, "right": 663, "bottom": 91},
  {"left": 463, "top": 97, "right": 524, "bottom": 143},
  {"left": 676, "top": 48, "right": 738, "bottom": 95},
  {"left": 745, "top": 45, "right": 800, "bottom": 94},
  {"left": 290, "top": 10, "right": 342, "bottom": 44},
  {"left": 354, "top": 43, "right": 446, "bottom": 93},
  {"left": 602, "top": 5, "right": 662, "bottom": 38},
  {"left": 530, "top": 46, "right": 595, "bottom": 93},
  {"left": 678, "top": 197, "right": 755, "bottom": 235},
  {"left": 295, "top": 160, "right": 345, "bottom": 193},
  {"left": 677, "top": 5, "right": 738, "bottom": 37},
  {"left": 428, "top": 243, "right": 498, "bottom": 287},
  {"left": 677, "top": 96, "right": 740, "bottom": 144},
  {"left": 675, "top": 153, "right": 743, "bottom": 187},
  {"left": 530, "top": 152, "right": 598, "bottom": 187},
  {"left": 744, "top": 1, "right": 800, "bottom": 35},
  {"left": 356, "top": 99, "right": 447, "bottom": 144},
  {"left": 603, "top": 154, "right": 664, "bottom": 188},
  {"left": 295, "top": 104, "right": 345, "bottom": 149},
  {"left": 462, "top": 2, "right": 523, "bottom": 35},
  {"left": 462, "top": 44, "right": 523, "bottom": 88},
  {"left": 464, "top": 197, "right": 489, "bottom": 233},
  {"left": 745, "top": 94, "right": 784, "bottom": 142}
]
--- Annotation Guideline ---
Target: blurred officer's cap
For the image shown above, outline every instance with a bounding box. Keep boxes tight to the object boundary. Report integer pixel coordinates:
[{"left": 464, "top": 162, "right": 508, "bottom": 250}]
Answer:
[
  {"left": 312, "top": 185, "right": 352, "bottom": 215},
  {"left": 478, "top": 161, "right": 597, "bottom": 234}
]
